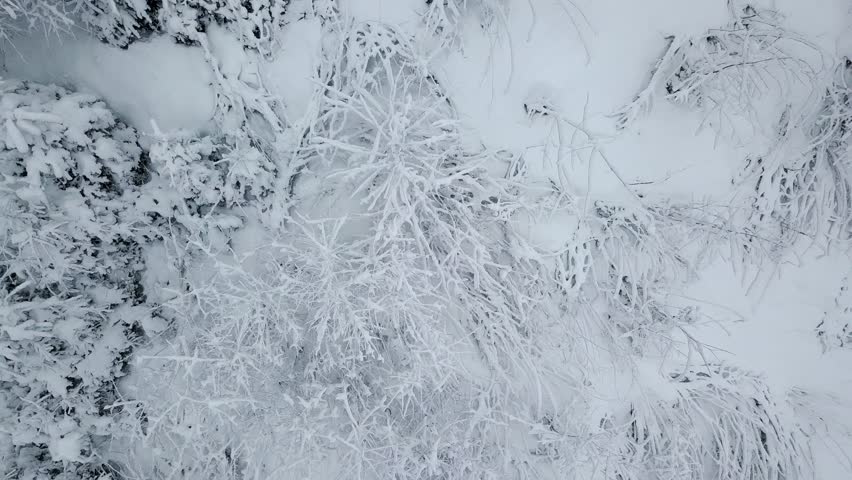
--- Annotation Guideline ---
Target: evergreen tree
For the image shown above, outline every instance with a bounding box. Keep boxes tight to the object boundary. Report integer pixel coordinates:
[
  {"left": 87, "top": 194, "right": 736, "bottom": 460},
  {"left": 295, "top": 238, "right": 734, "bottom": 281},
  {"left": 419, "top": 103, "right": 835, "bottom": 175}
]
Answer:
[{"left": 0, "top": 80, "right": 148, "bottom": 478}]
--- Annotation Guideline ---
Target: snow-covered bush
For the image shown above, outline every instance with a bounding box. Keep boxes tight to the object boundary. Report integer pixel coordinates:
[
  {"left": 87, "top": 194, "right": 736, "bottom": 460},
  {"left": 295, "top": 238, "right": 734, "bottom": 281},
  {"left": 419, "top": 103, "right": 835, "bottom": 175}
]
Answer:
[
  {"left": 0, "top": 0, "right": 74, "bottom": 41},
  {"left": 129, "top": 132, "right": 275, "bottom": 253},
  {"left": 617, "top": 3, "right": 848, "bottom": 260},
  {"left": 306, "top": 20, "right": 548, "bottom": 376},
  {"left": 664, "top": 6, "right": 813, "bottom": 124},
  {"left": 521, "top": 49, "right": 821, "bottom": 478},
  {"left": 818, "top": 272, "right": 852, "bottom": 351},
  {"left": 85, "top": 0, "right": 291, "bottom": 52},
  {"left": 0, "top": 80, "right": 149, "bottom": 478},
  {"left": 118, "top": 20, "right": 565, "bottom": 479},
  {"left": 120, "top": 223, "right": 462, "bottom": 478},
  {"left": 741, "top": 59, "right": 852, "bottom": 251},
  {"left": 79, "top": 0, "right": 160, "bottom": 48},
  {"left": 617, "top": 4, "right": 817, "bottom": 138},
  {"left": 176, "top": 0, "right": 290, "bottom": 54},
  {"left": 519, "top": 367, "right": 811, "bottom": 480},
  {"left": 608, "top": 366, "right": 810, "bottom": 480},
  {"left": 422, "top": 0, "right": 507, "bottom": 47},
  {"left": 1, "top": 2, "right": 834, "bottom": 478}
]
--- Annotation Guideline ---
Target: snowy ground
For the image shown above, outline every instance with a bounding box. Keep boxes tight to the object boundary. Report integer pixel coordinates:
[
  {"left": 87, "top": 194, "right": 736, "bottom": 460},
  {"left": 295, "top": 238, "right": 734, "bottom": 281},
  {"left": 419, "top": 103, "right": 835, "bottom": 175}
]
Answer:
[{"left": 3, "top": 0, "right": 852, "bottom": 478}]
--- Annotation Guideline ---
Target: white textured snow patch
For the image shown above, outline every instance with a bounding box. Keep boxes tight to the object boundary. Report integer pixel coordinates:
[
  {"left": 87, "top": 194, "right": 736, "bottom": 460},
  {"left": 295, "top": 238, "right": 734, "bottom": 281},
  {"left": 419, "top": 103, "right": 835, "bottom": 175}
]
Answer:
[
  {"left": 1, "top": 34, "right": 215, "bottom": 133},
  {"left": 340, "top": 0, "right": 422, "bottom": 28},
  {"left": 261, "top": 18, "right": 323, "bottom": 123},
  {"left": 48, "top": 431, "right": 84, "bottom": 463},
  {"left": 435, "top": 0, "right": 736, "bottom": 208}
]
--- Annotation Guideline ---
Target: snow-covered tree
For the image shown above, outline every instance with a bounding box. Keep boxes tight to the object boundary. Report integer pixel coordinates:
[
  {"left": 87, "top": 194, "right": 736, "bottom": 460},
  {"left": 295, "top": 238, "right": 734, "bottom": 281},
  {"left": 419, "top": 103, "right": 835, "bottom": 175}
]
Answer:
[{"left": 0, "top": 79, "right": 150, "bottom": 478}]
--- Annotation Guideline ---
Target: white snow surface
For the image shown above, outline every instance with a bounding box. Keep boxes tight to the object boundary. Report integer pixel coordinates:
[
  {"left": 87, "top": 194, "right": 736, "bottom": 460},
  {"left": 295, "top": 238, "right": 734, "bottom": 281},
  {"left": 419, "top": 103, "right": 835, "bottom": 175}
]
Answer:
[{"left": 2, "top": 33, "right": 216, "bottom": 133}]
